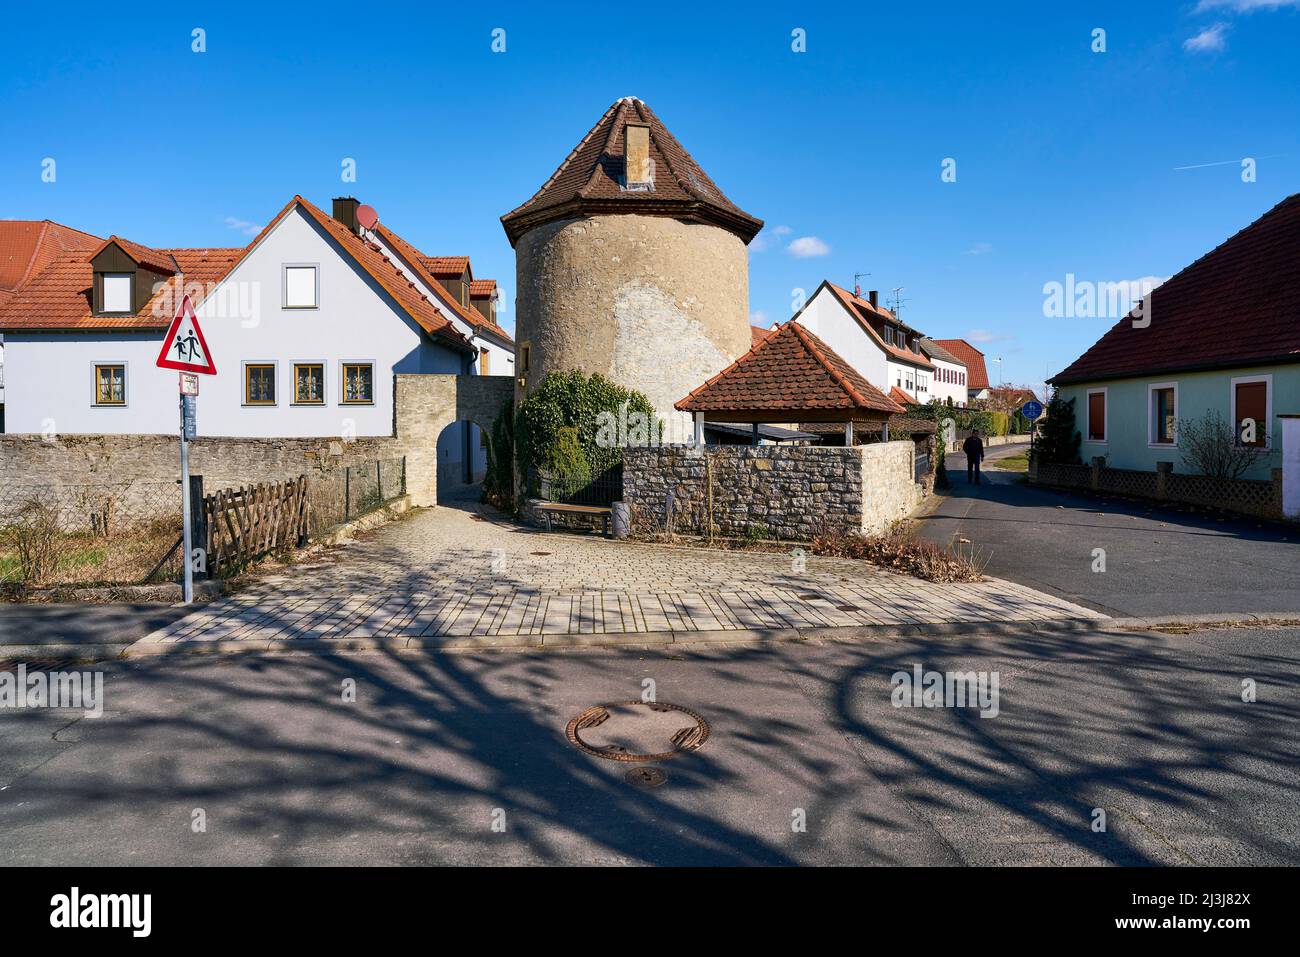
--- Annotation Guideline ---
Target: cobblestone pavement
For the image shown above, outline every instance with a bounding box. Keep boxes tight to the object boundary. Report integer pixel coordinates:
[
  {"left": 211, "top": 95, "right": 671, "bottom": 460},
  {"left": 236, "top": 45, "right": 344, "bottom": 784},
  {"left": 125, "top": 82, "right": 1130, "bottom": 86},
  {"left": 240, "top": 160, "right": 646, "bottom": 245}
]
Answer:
[{"left": 135, "top": 502, "right": 1103, "bottom": 651}]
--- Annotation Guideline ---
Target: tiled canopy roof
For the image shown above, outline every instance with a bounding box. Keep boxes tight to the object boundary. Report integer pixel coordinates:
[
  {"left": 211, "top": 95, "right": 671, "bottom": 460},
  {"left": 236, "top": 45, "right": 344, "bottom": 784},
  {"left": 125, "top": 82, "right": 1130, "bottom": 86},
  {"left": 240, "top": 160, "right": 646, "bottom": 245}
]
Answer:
[
  {"left": 676, "top": 320, "right": 903, "bottom": 422},
  {"left": 1052, "top": 193, "right": 1300, "bottom": 384},
  {"left": 890, "top": 386, "right": 917, "bottom": 405},
  {"left": 470, "top": 279, "right": 497, "bottom": 298},
  {"left": 500, "top": 96, "right": 763, "bottom": 246},
  {"left": 932, "top": 339, "right": 989, "bottom": 388}
]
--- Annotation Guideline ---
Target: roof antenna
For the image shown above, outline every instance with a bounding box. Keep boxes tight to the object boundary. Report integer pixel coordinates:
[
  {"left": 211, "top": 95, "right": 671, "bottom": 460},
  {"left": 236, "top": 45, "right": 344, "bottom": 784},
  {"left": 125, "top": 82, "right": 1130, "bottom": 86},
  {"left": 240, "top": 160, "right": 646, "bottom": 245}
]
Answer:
[
  {"left": 889, "top": 286, "right": 909, "bottom": 318},
  {"left": 853, "top": 272, "right": 870, "bottom": 297}
]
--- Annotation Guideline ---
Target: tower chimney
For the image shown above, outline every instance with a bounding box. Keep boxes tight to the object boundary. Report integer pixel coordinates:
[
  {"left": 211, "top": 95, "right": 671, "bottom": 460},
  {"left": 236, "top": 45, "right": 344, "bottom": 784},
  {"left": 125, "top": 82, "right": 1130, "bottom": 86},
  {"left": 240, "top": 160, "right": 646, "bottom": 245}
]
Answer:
[
  {"left": 332, "top": 196, "right": 360, "bottom": 233},
  {"left": 869, "top": 289, "right": 879, "bottom": 309},
  {"left": 624, "top": 123, "right": 652, "bottom": 188}
]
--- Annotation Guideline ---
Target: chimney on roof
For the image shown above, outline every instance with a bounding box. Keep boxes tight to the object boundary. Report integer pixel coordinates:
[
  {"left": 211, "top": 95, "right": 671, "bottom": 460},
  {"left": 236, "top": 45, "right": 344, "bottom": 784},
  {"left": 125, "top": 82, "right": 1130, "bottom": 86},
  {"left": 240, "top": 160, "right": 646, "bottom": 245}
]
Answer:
[
  {"left": 332, "top": 196, "right": 360, "bottom": 233},
  {"left": 624, "top": 123, "right": 652, "bottom": 190},
  {"left": 868, "top": 290, "right": 879, "bottom": 309}
]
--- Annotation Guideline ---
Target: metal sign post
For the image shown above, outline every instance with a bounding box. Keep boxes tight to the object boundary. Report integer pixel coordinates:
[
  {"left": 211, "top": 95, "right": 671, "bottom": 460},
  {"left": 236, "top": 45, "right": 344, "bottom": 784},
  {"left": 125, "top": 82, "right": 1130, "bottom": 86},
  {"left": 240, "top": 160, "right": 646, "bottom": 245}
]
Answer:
[
  {"left": 180, "top": 387, "right": 194, "bottom": 603},
  {"left": 157, "top": 296, "right": 215, "bottom": 605}
]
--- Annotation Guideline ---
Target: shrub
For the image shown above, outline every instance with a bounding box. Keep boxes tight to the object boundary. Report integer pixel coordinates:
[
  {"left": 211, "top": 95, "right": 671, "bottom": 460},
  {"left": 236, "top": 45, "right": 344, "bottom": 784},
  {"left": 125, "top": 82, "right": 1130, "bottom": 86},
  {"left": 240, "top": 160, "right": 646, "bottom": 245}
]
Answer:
[
  {"left": 1178, "top": 410, "right": 1266, "bottom": 479},
  {"left": 1, "top": 498, "right": 62, "bottom": 585},
  {"left": 811, "top": 521, "right": 983, "bottom": 583},
  {"left": 1036, "top": 396, "right": 1082, "bottom": 464},
  {"left": 515, "top": 370, "right": 658, "bottom": 481}
]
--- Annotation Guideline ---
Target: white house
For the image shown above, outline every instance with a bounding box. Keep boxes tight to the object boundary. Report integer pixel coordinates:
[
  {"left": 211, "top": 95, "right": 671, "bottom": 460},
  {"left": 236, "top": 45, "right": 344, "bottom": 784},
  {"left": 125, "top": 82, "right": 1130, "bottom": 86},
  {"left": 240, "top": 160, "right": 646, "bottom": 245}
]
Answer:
[
  {"left": 919, "top": 338, "right": 969, "bottom": 408},
  {"left": 791, "top": 281, "right": 938, "bottom": 405},
  {"left": 0, "top": 196, "right": 514, "bottom": 490}
]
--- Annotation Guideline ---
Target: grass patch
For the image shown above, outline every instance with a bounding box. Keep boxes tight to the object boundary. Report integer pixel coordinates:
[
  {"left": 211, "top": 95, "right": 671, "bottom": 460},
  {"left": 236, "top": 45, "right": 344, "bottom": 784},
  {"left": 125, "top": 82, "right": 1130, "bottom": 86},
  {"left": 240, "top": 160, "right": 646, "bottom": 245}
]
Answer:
[{"left": 990, "top": 449, "right": 1030, "bottom": 473}]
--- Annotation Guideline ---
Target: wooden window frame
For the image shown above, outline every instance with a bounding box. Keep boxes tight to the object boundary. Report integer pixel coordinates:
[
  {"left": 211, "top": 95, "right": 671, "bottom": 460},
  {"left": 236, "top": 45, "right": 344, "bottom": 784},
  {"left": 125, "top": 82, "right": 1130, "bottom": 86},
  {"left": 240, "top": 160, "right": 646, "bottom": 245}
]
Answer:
[
  {"left": 100, "top": 273, "right": 134, "bottom": 315},
  {"left": 292, "top": 362, "right": 326, "bottom": 406},
  {"left": 340, "top": 362, "right": 375, "bottom": 406},
  {"left": 243, "top": 361, "right": 278, "bottom": 406},
  {"left": 92, "top": 362, "right": 128, "bottom": 407}
]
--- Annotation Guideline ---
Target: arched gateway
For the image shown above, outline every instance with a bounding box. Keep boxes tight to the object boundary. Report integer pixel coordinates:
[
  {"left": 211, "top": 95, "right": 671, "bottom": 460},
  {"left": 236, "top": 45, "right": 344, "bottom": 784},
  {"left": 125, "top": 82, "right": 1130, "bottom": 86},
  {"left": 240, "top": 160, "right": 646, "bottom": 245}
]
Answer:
[{"left": 395, "top": 374, "right": 515, "bottom": 507}]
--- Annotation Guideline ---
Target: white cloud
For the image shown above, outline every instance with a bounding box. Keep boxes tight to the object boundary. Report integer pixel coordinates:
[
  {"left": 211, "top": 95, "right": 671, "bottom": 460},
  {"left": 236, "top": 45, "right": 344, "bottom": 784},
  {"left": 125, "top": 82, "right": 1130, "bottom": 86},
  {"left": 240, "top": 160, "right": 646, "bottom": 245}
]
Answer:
[
  {"left": 786, "top": 236, "right": 830, "bottom": 258},
  {"left": 962, "top": 242, "right": 994, "bottom": 256},
  {"left": 1195, "top": 0, "right": 1299, "bottom": 11},
  {"left": 750, "top": 224, "right": 791, "bottom": 253},
  {"left": 965, "top": 329, "right": 1012, "bottom": 345},
  {"left": 1184, "top": 22, "right": 1230, "bottom": 52},
  {"left": 750, "top": 310, "right": 769, "bottom": 327},
  {"left": 223, "top": 216, "right": 260, "bottom": 236}
]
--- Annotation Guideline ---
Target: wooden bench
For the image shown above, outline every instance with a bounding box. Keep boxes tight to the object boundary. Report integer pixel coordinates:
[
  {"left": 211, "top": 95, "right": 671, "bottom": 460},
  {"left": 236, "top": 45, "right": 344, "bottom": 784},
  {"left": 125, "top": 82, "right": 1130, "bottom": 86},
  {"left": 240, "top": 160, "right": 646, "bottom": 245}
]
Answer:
[{"left": 535, "top": 501, "right": 612, "bottom": 536}]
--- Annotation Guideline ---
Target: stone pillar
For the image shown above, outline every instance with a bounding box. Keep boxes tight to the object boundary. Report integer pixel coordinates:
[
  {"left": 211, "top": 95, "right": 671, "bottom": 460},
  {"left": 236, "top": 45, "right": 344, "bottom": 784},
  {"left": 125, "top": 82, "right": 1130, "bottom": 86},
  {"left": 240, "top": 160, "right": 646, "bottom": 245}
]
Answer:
[
  {"left": 1272, "top": 467, "right": 1285, "bottom": 519},
  {"left": 1090, "top": 455, "right": 1105, "bottom": 491},
  {"left": 1282, "top": 417, "right": 1300, "bottom": 519},
  {"left": 1155, "top": 461, "right": 1173, "bottom": 500}
]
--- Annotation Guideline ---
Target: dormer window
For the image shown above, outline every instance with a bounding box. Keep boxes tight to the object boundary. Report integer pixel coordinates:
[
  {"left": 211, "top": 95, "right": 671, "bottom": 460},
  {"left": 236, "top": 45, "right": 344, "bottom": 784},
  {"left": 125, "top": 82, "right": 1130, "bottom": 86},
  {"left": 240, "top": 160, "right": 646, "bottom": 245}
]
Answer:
[{"left": 102, "top": 273, "right": 133, "bottom": 313}]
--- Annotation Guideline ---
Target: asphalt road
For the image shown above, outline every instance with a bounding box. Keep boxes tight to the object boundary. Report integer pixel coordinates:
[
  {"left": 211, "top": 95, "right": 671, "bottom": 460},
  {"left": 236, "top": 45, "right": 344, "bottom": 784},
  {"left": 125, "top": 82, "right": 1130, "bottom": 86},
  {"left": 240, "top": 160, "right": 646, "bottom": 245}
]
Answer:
[
  {"left": 0, "top": 604, "right": 192, "bottom": 656},
  {"left": 2, "top": 623, "right": 1297, "bottom": 865},
  {"left": 917, "top": 445, "right": 1300, "bottom": 617}
]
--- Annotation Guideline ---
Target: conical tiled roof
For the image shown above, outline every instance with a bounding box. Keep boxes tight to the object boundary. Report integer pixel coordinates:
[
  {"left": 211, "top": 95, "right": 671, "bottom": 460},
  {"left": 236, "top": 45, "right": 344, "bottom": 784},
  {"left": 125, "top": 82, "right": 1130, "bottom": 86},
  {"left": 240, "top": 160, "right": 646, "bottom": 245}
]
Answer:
[{"left": 500, "top": 97, "right": 763, "bottom": 246}]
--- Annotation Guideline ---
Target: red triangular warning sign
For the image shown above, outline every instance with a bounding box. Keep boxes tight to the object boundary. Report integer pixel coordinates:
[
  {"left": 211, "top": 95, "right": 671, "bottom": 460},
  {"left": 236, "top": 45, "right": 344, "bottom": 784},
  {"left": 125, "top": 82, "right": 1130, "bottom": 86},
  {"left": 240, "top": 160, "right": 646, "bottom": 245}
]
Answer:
[{"left": 156, "top": 295, "right": 217, "bottom": 375}]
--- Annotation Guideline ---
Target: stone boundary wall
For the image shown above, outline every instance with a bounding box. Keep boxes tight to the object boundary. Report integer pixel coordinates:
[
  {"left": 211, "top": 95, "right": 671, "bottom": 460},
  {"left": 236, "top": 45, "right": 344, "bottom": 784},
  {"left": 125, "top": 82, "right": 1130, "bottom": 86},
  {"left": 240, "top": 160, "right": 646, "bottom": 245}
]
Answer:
[
  {"left": 623, "top": 441, "right": 923, "bottom": 540},
  {"left": 0, "top": 374, "right": 515, "bottom": 518},
  {"left": 1030, "top": 455, "right": 1288, "bottom": 521}
]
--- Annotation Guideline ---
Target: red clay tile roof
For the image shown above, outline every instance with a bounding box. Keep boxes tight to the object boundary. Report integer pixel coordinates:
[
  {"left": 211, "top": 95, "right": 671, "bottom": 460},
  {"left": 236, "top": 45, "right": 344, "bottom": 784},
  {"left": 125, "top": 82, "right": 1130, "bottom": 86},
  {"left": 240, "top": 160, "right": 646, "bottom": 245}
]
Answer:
[
  {"left": 932, "top": 339, "right": 989, "bottom": 389},
  {"left": 501, "top": 96, "right": 763, "bottom": 247},
  {"left": 919, "top": 337, "right": 965, "bottom": 366},
  {"left": 469, "top": 279, "right": 497, "bottom": 298},
  {"left": 987, "top": 387, "right": 1040, "bottom": 407},
  {"left": 294, "top": 198, "right": 472, "bottom": 353},
  {"left": 676, "top": 321, "right": 903, "bottom": 417},
  {"left": 0, "top": 197, "right": 475, "bottom": 355},
  {"left": 373, "top": 224, "right": 513, "bottom": 346},
  {"left": 419, "top": 256, "right": 471, "bottom": 278},
  {"left": 889, "top": 386, "right": 917, "bottom": 405},
  {"left": 819, "top": 282, "right": 935, "bottom": 371},
  {"left": 0, "top": 220, "right": 102, "bottom": 308},
  {"left": 750, "top": 323, "right": 773, "bottom": 347},
  {"left": 92, "top": 235, "right": 178, "bottom": 275},
  {"left": 0, "top": 244, "right": 242, "bottom": 331},
  {"left": 1053, "top": 193, "right": 1300, "bottom": 384}
]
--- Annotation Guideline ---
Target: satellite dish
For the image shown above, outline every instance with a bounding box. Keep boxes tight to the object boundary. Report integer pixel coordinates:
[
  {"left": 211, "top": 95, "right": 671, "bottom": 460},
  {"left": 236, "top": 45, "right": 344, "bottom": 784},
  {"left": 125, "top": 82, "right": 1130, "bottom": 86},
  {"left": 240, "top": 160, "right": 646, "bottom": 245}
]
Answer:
[{"left": 356, "top": 204, "right": 379, "bottom": 230}]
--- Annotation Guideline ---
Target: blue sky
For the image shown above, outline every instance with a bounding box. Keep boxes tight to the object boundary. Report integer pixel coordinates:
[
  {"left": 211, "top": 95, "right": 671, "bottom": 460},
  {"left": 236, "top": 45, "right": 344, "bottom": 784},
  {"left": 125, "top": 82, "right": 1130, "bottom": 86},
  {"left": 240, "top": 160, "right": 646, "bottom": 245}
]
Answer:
[{"left": 3, "top": 1, "right": 1297, "bottom": 391}]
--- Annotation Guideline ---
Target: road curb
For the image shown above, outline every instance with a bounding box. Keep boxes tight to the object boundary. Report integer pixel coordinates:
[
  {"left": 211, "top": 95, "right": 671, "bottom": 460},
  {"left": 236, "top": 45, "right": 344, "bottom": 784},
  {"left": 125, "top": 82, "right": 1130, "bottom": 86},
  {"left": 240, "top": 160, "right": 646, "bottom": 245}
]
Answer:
[
  {"left": 123, "top": 615, "right": 1115, "bottom": 657},
  {"left": 1106, "top": 612, "right": 1300, "bottom": 631}
]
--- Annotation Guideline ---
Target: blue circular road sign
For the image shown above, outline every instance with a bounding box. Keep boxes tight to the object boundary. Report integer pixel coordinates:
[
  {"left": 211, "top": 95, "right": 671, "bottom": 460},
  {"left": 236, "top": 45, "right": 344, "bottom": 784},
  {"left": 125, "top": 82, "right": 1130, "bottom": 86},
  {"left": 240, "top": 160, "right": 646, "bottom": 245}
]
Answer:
[{"left": 1021, "top": 400, "right": 1044, "bottom": 421}]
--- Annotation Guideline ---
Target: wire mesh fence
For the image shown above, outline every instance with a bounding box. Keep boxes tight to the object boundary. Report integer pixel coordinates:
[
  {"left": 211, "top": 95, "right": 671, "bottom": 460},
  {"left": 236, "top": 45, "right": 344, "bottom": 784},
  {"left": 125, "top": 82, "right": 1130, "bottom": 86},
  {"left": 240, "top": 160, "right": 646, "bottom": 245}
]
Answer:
[
  {"left": 307, "top": 457, "right": 407, "bottom": 533},
  {"left": 0, "top": 481, "right": 183, "bottom": 590}
]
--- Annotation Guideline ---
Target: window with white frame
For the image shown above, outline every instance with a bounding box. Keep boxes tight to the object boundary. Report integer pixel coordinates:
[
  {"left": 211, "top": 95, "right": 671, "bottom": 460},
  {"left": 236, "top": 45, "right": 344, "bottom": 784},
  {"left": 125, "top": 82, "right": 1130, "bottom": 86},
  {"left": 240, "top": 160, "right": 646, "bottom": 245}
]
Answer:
[
  {"left": 1231, "top": 375, "right": 1271, "bottom": 448},
  {"left": 283, "top": 264, "right": 318, "bottom": 308},
  {"left": 102, "top": 274, "right": 132, "bottom": 313},
  {"left": 1148, "top": 383, "right": 1177, "bottom": 446}
]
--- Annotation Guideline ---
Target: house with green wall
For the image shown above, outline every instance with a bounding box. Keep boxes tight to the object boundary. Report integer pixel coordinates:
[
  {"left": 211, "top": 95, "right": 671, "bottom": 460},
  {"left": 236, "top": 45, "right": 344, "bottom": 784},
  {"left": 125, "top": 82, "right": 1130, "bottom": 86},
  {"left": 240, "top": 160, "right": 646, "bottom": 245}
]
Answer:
[{"left": 1051, "top": 194, "right": 1300, "bottom": 482}]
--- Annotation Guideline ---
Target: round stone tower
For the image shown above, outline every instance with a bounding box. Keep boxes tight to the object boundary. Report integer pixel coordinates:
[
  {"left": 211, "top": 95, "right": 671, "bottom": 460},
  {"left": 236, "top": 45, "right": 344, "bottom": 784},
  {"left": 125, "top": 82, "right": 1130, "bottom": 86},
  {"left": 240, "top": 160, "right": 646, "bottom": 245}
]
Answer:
[{"left": 501, "top": 96, "right": 763, "bottom": 437}]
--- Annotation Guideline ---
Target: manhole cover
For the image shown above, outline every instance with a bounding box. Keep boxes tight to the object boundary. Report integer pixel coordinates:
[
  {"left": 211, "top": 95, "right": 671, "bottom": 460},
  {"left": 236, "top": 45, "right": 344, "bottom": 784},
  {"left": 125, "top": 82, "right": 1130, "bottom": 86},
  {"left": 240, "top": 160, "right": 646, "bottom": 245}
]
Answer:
[
  {"left": 566, "top": 702, "right": 710, "bottom": 762},
  {"left": 625, "top": 766, "right": 668, "bottom": 788},
  {"left": 530, "top": 551, "right": 552, "bottom": 556}
]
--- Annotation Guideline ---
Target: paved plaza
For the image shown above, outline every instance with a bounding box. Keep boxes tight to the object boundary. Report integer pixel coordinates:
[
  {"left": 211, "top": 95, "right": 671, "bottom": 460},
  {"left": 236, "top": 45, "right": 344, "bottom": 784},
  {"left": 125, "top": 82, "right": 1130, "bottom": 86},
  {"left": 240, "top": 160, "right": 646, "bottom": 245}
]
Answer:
[{"left": 133, "top": 501, "right": 1102, "bottom": 653}]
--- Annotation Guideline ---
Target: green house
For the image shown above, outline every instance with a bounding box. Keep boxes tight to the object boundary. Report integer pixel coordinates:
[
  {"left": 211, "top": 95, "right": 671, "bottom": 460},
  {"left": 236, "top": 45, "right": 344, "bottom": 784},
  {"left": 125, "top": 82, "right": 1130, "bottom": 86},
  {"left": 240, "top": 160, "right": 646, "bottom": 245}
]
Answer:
[{"left": 1051, "top": 194, "right": 1300, "bottom": 481}]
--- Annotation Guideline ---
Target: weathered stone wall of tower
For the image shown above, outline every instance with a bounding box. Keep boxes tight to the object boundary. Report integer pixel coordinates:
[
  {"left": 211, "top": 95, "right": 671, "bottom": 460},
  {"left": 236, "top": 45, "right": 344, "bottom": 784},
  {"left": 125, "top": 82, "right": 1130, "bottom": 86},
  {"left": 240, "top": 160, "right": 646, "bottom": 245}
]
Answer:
[{"left": 514, "top": 213, "right": 750, "bottom": 437}]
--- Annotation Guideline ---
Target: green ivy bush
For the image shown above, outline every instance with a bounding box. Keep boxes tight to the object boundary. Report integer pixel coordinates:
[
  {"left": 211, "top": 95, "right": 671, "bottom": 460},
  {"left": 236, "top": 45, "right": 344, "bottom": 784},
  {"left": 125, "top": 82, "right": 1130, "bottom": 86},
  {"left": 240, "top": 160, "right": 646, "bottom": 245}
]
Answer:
[{"left": 515, "top": 370, "right": 658, "bottom": 481}]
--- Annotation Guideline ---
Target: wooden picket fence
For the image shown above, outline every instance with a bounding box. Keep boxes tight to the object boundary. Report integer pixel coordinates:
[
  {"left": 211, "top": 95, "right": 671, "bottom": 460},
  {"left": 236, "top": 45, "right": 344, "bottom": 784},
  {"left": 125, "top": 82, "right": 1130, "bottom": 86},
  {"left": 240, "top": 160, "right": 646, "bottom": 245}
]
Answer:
[{"left": 203, "top": 476, "right": 310, "bottom": 575}]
